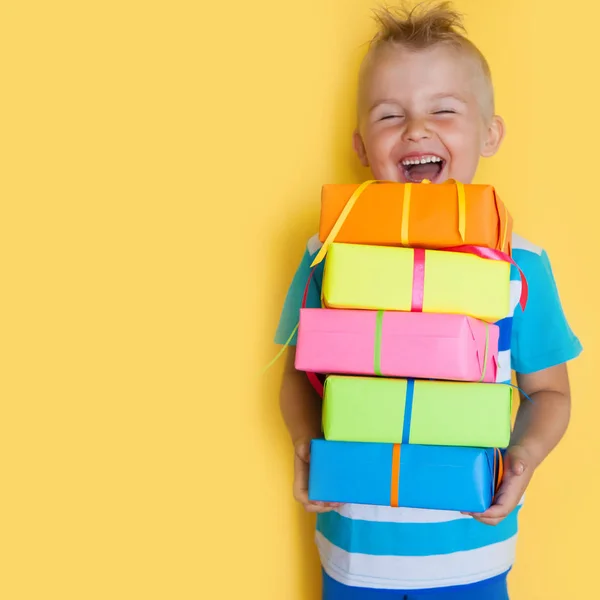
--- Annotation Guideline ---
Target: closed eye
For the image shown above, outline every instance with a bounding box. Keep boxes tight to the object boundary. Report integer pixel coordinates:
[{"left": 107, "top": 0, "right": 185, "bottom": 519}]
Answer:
[
  {"left": 380, "top": 114, "right": 402, "bottom": 121},
  {"left": 433, "top": 110, "right": 456, "bottom": 114}
]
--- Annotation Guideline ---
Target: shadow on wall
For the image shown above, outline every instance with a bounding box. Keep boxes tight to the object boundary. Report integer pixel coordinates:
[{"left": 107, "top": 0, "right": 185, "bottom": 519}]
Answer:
[{"left": 263, "top": 40, "right": 371, "bottom": 598}]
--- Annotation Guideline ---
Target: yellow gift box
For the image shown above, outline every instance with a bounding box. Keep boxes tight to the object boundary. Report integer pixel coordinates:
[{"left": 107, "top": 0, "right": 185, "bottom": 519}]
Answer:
[{"left": 322, "top": 243, "right": 511, "bottom": 323}]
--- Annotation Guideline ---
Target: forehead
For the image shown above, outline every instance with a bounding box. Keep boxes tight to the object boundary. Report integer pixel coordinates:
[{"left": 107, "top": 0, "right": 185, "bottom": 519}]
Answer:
[{"left": 359, "top": 43, "right": 482, "bottom": 108}]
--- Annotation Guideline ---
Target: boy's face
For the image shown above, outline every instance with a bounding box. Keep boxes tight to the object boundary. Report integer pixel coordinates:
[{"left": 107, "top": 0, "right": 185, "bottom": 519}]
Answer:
[{"left": 354, "top": 44, "right": 504, "bottom": 184}]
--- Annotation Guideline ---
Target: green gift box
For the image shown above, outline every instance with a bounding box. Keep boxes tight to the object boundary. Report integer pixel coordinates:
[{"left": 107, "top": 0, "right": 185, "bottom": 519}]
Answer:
[{"left": 323, "top": 375, "right": 512, "bottom": 448}]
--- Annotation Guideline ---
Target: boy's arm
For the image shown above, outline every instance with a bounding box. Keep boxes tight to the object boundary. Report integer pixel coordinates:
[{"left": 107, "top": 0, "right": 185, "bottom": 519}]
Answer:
[
  {"left": 466, "top": 246, "right": 581, "bottom": 525},
  {"left": 280, "top": 347, "right": 322, "bottom": 446},
  {"left": 280, "top": 347, "right": 341, "bottom": 513},
  {"left": 468, "top": 363, "right": 571, "bottom": 525},
  {"left": 512, "top": 363, "right": 571, "bottom": 465}
]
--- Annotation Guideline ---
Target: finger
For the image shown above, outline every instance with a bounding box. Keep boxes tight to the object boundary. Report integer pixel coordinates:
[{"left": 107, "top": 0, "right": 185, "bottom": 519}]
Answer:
[
  {"left": 486, "top": 486, "right": 522, "bottom": 517},
  {"left": 297, "top": 497, "right": 341, "bottom": 509},
  {"left": 465, "top": 487, "right": 517, "bottom": 522},
  {"left": 471, "top": 515, "right": 503, "bottom": 526},
  {"left": 474, "top": 500, "right": 511, "bottom": 521},
  {"left": 295, "top": 494, "right": 341, "bottom": 511},
  {"left": 474, "top": 490, "right": 517, "bottom": 521},
  {"left": 486, "top": 471, "right": 530, "bottom": 515},
  {"left": 304, "top": 502, "right": 339, "bottom": 514},
  {"left": 294, "top": 481, "right": 342, "bottom": 508},
  {"left": 463, "top": 467, "right": 528, "bottom": 523}
]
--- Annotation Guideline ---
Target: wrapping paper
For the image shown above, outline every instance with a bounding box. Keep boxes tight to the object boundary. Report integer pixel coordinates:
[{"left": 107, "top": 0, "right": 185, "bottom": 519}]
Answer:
[
  {"left": 296, "top": 309, "right": 499, "bottom": 383},
  {"left": 322, "top": 376, "right": 512, "bottom": 448},
  {"left": 322, "top": 243, "right": 511, "bottom": 323},
  {"left": 318, "top": 181, "right": 512, "bottom": 253},
  {"left": 308, "top": 439, "right": 501, "bottom": 512}
]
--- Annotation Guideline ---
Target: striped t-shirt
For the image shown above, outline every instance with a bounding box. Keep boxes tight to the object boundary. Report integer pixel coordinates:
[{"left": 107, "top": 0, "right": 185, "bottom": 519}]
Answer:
[{"left": 275, "top": 233, "right": 582, "bottom": 591}]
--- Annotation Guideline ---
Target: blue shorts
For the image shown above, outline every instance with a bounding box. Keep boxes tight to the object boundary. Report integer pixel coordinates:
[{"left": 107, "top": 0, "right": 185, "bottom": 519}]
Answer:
[{"left": 322, "top": 570, "right": 509, "bottom": 600}]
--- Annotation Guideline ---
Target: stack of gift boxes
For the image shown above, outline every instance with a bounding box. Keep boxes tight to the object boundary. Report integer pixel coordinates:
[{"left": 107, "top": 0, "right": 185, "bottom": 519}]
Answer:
[{"left": 295, "top": 180, "right": 525, "bottom": 513}]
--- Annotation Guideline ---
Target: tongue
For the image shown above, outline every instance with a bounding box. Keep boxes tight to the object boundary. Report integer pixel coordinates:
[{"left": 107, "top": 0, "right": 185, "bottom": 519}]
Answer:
[{"left": 405, "top": 162, "right": 441, "bottom": 182}]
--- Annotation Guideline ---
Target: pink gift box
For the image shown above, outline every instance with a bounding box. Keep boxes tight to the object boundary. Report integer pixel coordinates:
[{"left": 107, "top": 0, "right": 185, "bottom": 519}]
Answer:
[{"left": 295, "top": 309, "right": 499, "bottom": 383}]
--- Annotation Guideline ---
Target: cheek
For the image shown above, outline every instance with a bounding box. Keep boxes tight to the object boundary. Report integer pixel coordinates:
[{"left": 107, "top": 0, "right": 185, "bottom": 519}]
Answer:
[
  {"left": 438, "top": 123, "right": 481, "bottom": 160},
  {"left": 364, "top": 127, "right": 398, "bottom": 160}
]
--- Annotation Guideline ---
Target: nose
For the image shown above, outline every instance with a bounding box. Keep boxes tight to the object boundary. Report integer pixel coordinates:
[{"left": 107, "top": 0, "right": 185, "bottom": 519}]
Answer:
[{"left": 402, "top": 116, "right": 431, "bottom": 142}]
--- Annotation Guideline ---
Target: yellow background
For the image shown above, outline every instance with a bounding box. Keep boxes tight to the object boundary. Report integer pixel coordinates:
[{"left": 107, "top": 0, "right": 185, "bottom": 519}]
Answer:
[{"left": 1, "top": 1, "right": 594, "bottom": 598}]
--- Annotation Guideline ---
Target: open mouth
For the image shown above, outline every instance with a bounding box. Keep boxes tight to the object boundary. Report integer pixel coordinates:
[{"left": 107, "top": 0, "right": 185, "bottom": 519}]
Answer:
[{"left": 400, "top": 155, "right": 445, "bottom": 183}]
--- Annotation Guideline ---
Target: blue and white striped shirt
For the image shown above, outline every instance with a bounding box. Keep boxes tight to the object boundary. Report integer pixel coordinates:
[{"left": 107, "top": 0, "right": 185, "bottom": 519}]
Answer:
[{"left": 275, "top": 233, "right": 582, "bottom": 590}]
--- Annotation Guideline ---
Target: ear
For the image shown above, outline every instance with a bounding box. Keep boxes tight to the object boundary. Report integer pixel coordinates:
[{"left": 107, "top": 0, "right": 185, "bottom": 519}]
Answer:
[
  {"left": 481, "top": 115, "right": 505, "bottom": 158},
  {"left": 353, "top": 130, "right": 369, "bottom": 167}
]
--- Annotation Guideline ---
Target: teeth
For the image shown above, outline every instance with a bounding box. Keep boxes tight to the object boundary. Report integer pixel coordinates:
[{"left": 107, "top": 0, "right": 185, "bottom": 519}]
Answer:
[{"left": 401, "top": 155, "right": 443, "bottom": 166}]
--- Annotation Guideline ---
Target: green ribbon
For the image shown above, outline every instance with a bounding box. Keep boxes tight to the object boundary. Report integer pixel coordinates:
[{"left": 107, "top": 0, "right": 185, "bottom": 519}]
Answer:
[{"left": 374, "top": 310, "right": 384, "bottom": 376}]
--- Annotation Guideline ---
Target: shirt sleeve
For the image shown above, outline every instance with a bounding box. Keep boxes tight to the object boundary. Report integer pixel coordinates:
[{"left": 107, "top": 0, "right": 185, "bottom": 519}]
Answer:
[
  {"left": 274, "top": 245, "right": 324, "bottom": 345},
  {"left": 511, "top": 249, "right": 582, "bottom": 374}
]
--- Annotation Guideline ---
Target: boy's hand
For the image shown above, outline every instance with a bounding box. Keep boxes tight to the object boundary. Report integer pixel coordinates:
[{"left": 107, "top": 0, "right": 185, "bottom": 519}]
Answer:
[
  {"left": 294, "top": 439, "right": 342, "bottom": 513},
  {"left": 463, "top": 444, "right": 535, "bottom": 526}
]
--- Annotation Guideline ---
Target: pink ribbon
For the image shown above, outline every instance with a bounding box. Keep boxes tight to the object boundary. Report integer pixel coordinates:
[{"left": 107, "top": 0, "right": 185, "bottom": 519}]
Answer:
[
  {"left": 444, "top": 245, "right": 528, "bottom": 311},
  {"left": 298, "top": 244, "right": 527, "bottom": 399},
  {"left": 411, "top": 249, "right": 425, "bottom": 312}
]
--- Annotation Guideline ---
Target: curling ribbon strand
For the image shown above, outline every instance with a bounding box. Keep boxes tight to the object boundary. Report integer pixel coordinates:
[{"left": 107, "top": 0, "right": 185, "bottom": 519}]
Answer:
[
  {"left": 262, "top": 266, "right": 325, "bottom": 398},
  {"left": 262, "top": 323, "right": 299, "bottom": 374},
  {"left": 310, "top": 180, "right": 379, "bottom": 268},
  {"left": 495, "top": 448, "right": 504, "bottom": 493},
  {"left": 477, "top": 324, "right": 490, "bottom": 383}
]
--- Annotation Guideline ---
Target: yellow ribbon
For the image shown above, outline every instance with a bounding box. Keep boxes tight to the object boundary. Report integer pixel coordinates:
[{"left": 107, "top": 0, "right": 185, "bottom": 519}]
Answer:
[
  {"left": 477, "top": 324, "right": 490, "bottom": 382},
  {"left": 262, "top": 322, "right": 299, "bottom": 374},
  {"left": 400, "top": 183, "right": 412, "bottom": 246},
  {"left": 311, "top": 178, "right": 466, "bottom": 267},
  {"left": 310, "top": 180, "right": 377, "bottom": 268},
  {"left": 456, "top": 181, "right": 466, "bottom": 242}
]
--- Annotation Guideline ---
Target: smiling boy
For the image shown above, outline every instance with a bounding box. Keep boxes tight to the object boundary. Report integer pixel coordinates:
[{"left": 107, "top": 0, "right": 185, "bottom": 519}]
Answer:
[{"left": 275, "top": 3, "right": 582, "bottom": 599}]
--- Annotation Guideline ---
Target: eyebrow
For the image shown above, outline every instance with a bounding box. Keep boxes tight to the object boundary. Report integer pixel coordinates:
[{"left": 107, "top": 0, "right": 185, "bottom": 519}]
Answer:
[
  {"left": 369, "top": 93, "right": 468, "bottom": 113},
  {"left": 429, "top": 93, "right": 468, "bottom": 103},
  {"left": 368, "top": 99, "right": 401, "bottom": 113}
]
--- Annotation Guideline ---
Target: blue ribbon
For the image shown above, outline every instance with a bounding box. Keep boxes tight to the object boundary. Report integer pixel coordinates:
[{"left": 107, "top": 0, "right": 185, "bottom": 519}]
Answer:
[
  {"left": 504, "top": 382, "right": 534, "bottom": 404},
  {"left": 402, "top": 379, "right": 415, "bottom": 444}
]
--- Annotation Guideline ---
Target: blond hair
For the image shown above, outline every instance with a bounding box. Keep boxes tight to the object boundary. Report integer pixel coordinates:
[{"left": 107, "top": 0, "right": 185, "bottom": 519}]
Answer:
[{"left": 360, "top": 1, "right": 494, "bottom": 118}]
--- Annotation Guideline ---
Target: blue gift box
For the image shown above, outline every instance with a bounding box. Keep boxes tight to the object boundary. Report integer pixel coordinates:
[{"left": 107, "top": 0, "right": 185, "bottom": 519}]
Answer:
[{"left": 308, "top": 439, "right": 501, "bottom": 512}]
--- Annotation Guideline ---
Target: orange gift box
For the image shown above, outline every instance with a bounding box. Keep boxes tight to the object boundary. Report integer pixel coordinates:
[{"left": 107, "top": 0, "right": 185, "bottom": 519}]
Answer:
[{"left": 318, "top": 180, "right": 512, "bottom": 254}]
